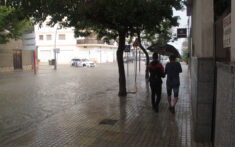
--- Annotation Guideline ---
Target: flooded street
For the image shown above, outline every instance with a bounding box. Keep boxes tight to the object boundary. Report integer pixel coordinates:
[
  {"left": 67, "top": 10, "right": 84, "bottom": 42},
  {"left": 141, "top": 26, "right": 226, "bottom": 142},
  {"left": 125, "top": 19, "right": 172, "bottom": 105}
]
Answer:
[
  {"left": 0, "top": 63, "right": 121, "bottom": 141},
  {"left": 0, "top": 62, "right": 211, "bottom": 146}
]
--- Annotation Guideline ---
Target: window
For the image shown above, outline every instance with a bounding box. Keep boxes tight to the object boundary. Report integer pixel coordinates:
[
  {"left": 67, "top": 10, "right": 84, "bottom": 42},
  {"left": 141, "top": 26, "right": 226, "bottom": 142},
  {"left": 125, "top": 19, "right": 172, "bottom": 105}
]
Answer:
[
  {"left": 46, "top": 35, "right": 52, "bottom": 40},
  {"left": 58, "top": 34, "right": 66, "bottom": 40},
  {"left": 39, "top": 35, "right": 43, "bottom": 40}
]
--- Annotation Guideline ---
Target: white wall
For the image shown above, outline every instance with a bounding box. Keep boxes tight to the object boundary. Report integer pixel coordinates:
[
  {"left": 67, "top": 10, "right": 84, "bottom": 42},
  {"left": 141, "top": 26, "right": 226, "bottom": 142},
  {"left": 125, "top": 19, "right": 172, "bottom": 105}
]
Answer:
[
  {"left": 35, "top": 20, "right": 117, "bottom": 64},
  {"left": 35, "top": 23, "right": 78, "bottom": 64},
  {"left": 76, "top": 47, "right": 116, "bottom": 63}
]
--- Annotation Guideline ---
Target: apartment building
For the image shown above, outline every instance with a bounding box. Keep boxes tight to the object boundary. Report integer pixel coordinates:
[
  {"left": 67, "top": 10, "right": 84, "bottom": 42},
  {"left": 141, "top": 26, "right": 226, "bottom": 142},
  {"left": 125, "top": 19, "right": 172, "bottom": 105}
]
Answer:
[{"left": 35, "top": 23, "right": 117, "bottom": 64}]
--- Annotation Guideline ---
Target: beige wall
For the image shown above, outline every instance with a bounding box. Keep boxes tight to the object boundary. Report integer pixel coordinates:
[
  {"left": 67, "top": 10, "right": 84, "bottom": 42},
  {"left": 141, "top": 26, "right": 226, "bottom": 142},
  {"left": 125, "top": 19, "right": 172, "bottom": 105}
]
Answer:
[
  {"left": 0, "top": 49, "right": 13, "bottom": 67},
  {"left": 0, "top": 39, "right": 23, "bottom": 50},
  {"left": 0, "top": 39, "right": 34, "bottom": 72},
  {"left": 231, "top": 0, "right": 235, "bottom": 62},
  {"left": 0, "top": 39, "right": 22, "bottom": 69},
  {"left": 192, "top": 0, "right": 214, "bottom": 57}
]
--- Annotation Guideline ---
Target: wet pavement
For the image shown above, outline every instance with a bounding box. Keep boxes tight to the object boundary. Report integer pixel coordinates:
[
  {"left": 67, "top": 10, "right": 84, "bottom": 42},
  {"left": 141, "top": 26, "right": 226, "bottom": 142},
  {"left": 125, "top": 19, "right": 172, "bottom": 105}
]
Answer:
[{"left": 0, "top": 62, "right": 212, "bottom": 146}]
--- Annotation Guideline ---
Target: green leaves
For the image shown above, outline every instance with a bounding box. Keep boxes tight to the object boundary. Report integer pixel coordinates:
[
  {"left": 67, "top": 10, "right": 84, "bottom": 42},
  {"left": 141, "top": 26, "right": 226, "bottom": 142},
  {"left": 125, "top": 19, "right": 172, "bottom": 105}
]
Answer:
[
  {"left": 0, "top": 6, "right": 30, "bottom": 44},
  {"left": 6, "top": 0, "right": 184, "bottom": 42}
]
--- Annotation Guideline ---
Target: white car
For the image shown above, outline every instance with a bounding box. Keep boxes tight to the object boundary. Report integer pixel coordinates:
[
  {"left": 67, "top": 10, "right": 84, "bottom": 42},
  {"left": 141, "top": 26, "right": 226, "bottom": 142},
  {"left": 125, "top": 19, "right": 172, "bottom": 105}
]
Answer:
[
  {"left": 71, "top": 58, "right": 95, "bottom": 67},
  {"left": 71, "top": 58, "right": 81, "bottom": 66},
  {"left": 80, "top": 59, "right": 95, "bottom": 67}
]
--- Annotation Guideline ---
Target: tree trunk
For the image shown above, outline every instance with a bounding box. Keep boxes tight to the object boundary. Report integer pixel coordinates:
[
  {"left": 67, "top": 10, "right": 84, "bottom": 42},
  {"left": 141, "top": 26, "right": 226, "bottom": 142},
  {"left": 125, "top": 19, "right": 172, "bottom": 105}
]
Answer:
[
  {"left": 117, "top": 31, "right": 127, "bottom": 96},
  {"left": 137, "top": 32, "right": 149, "bottom": 79}
]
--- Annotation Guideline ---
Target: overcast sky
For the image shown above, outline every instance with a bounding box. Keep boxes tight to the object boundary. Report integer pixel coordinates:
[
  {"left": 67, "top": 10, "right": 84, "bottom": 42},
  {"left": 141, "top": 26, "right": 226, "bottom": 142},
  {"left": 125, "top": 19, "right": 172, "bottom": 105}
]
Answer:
[{"left": 169, "top": 8, "right": 188, "bottom": 54}]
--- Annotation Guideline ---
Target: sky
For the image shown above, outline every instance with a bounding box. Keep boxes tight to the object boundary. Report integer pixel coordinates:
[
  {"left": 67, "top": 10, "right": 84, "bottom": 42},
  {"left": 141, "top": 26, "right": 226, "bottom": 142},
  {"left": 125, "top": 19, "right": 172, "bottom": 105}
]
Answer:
[{"left": 169, "top": 8, "right": 188, "bottom": 54}]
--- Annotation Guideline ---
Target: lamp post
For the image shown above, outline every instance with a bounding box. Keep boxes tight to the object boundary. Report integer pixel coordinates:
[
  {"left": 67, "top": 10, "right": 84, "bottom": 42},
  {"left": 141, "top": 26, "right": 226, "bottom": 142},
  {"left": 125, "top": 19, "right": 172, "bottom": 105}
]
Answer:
[{"left": 54, "top": 25, "right": 58, "bottom": 70}]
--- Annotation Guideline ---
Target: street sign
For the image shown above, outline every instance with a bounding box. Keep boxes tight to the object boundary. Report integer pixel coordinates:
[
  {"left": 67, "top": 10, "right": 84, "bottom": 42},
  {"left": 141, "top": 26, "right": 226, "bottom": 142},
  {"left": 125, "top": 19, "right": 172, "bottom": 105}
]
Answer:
[
  {"left": 53, "top": 48, "right": 60, "bottom": 53},
  {"left": 177, "top": 28, "right": 187, "bottom": 38},
  {"left": 22, "top": 27, "right": 36, "bottom": 50},
  {"left": 125, "top": 45, "right": 131, "bottom": 52}
]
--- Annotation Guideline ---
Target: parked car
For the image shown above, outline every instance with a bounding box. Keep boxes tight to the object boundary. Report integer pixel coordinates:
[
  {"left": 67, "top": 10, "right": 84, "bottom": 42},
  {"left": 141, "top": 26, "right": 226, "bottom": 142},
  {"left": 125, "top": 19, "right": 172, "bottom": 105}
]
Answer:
[
  {"left": 80, "top": 59, "right": 96, "bottom": 67},
  {"left": 123, "top": 56, "right": 134, "bottom": 63},
  {"left": 71, "top": 58, "right": 95, "bottom": 67},
  {"left": 71, "top": 58, "right": 81, "bottom": 66}
]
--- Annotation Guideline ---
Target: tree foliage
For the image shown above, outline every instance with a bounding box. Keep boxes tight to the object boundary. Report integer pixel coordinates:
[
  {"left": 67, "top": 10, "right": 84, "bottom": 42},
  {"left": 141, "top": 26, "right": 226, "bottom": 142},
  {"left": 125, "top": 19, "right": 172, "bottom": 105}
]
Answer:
[
  {"left": 179, "top": 40, "right": 188, "bottom": 64},
  {"left": 6, "top": 0, "right": 184, "bottom": 96},
  {"left": 0, "top": 6, "right": 30, "bottom": 44}
]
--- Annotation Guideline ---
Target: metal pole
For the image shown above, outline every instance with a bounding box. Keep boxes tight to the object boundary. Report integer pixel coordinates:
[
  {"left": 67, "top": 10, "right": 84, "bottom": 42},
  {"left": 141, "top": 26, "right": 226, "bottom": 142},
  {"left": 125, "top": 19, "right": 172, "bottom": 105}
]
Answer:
[
  {"left": 139, "top": 50, "right": 141, "bottom": 73},
  {"left": 33, "top": 51, "right": 36, "bottom": 74},
  {"left": 100, "top": 49, "right": 101, "bottom": 63},
  {"left": 54, "top": 25, "right": 58, "bottom": 70},
  {"left": 127, "top": 52, "right": 129, "bottom": 76},
  {"left": 135, "top": 47, "right": 138, "bottom": 84}
]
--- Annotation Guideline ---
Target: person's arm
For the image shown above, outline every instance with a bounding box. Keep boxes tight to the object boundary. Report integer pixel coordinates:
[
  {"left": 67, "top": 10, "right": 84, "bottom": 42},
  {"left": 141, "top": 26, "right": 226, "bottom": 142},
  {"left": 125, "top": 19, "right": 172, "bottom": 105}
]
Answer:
[{"left": 178, "top": 62, "right": 182, "bottom": 73}]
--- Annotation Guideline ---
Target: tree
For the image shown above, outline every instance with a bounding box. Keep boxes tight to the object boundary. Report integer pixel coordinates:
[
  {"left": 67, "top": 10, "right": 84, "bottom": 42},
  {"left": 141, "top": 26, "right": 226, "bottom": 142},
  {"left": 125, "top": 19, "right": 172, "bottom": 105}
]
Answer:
[
  {"left": 0, "top": 6, "right": 30, "bottom": 44},
  {"left": 7, "top": 0, "right": 183, "bottom": 96},
  {"left": 136, "top": 19, "right": 178, "bottom": 79},
  {"left": 181, "top": 40, "right": 188, "bottom": 64}
]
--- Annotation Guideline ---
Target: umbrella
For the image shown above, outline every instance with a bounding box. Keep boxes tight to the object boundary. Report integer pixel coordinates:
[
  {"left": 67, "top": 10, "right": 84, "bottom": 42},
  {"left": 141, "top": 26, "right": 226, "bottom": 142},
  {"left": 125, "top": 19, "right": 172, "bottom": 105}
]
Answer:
[{"left": 147, "top": 43, "right": 181, "bottom": 58}]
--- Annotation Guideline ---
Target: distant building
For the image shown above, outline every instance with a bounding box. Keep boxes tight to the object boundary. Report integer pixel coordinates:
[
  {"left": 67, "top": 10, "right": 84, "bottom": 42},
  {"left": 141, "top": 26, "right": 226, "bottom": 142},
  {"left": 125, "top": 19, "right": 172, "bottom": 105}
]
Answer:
[
  {"left": 35, "top": 23, "right": 117, "bottom": 64},
  {"left": 0, "top": 28, "right": 36, "bottom": 72}
]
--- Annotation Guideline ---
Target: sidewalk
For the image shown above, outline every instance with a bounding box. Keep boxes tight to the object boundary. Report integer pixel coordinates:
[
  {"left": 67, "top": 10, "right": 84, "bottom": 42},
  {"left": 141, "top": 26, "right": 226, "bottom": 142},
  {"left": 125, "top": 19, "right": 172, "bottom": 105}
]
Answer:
[{"left": 0, "top": 64, "right": 212, "bottom": 146}]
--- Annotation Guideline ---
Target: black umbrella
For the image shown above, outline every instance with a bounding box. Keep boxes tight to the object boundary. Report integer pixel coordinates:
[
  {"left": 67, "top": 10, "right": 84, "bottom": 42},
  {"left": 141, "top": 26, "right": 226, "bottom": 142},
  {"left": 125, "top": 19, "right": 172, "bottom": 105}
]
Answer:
[{"left": 147, "top": 43, "right": 181, "bottom": 58}]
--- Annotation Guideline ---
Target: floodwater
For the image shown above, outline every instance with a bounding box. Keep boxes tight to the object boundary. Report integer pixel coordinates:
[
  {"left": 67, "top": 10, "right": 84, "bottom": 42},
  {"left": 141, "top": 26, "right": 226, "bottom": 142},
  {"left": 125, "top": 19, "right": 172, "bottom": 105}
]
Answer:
[{"left": 0, "top": 62, "right": 211, "bottom": 146}]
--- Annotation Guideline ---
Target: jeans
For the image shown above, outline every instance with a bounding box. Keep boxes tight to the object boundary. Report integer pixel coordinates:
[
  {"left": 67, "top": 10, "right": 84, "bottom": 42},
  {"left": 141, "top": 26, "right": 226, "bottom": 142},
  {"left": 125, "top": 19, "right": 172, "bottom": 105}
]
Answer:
[{"left": 150, "top": 84, "right": 162, "bottom": 108}]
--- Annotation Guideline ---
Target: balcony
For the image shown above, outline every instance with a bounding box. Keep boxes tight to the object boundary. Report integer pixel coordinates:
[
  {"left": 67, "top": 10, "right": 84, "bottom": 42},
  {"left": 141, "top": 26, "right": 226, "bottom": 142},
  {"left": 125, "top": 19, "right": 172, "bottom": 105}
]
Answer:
[{"left": 77, "top": 39, "right": 104, "bottom": 45}]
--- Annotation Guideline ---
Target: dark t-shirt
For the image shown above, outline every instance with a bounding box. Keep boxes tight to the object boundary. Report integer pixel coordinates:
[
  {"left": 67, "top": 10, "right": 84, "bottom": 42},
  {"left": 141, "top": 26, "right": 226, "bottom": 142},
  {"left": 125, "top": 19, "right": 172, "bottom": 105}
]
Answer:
[
  {"left": 165, "top": 61, "right": 182, "bottom": 87},
  {"left": 148, "top": 61, "right": 165, "bottom": 86}
]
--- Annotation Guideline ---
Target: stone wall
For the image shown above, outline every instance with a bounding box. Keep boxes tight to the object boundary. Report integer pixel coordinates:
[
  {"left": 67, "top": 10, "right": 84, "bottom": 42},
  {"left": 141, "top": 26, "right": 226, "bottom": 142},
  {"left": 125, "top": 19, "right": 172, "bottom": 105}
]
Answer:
[
  {"left": 191, "top": 57, "right": 214, "bottom": 142},
  {"left": 215, "top": 63, "right": 235, "bottom": 147},
  {"left": 0, "top": 49, "right": 35, "bottom": 72},
  {"left": 0, "top": 49, "right": 13, "bottom": 69}
]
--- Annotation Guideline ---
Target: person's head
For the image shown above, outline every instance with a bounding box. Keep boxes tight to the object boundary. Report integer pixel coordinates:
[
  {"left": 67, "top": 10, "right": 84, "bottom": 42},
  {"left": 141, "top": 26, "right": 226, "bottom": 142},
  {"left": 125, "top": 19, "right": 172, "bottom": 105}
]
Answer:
[
  {"left": 169, "top": 55, "right": 176, "bottom": 62},
  {"left": 152, "top": 53, "right": 158, "bottom": 60}
]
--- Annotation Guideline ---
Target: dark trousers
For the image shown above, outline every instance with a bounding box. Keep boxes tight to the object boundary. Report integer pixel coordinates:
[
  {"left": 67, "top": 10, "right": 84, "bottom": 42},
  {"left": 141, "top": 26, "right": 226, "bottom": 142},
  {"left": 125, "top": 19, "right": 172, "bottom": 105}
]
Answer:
[{"left": 150, "top": 84, "right": 162, "bottom": 108}]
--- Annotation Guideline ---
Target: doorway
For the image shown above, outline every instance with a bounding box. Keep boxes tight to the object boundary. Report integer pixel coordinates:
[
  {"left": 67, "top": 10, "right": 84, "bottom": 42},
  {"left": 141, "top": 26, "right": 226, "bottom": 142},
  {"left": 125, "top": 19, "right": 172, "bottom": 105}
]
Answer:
[{"left": 13, "top": 50, "right": 22, "bottom": 70}]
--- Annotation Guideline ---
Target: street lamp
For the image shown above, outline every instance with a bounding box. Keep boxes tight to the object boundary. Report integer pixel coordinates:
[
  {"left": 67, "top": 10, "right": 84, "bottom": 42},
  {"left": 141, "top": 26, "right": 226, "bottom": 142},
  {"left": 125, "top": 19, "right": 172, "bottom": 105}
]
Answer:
[{"left": 54, "top": 25, "right": 58, "bottom": 70}]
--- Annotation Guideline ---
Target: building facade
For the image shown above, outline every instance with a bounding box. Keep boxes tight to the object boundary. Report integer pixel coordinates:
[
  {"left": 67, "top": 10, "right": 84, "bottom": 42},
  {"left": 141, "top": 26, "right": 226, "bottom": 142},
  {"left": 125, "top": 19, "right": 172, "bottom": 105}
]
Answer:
[
  {"left": 187, "top": 0, "right": 235, "bottom": 146},
  {"left": 35, "top": 23, "right": 117, "bottom": 64},
  {"left": 0, "top": 28, "right": 36, "bottom": 72}
]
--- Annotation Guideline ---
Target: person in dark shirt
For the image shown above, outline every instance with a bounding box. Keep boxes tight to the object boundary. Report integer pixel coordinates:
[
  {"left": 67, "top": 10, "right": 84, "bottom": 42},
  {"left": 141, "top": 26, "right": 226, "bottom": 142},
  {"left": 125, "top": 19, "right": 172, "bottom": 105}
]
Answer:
[
  {"left": 165, "top": 55, "right": 182, "bottom": 114},
  {"left": 148, "top": 53, "right": 165, "bottom": 112}
]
